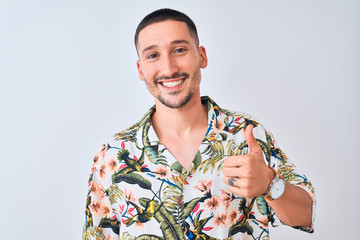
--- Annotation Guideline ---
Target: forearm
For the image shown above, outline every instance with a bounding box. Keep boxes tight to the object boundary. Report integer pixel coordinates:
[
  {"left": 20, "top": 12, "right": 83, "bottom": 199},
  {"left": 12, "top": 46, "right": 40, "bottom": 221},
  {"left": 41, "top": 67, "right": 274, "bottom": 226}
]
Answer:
[{"left": 266, "top": 181, "right": 313, "bottom": 227}]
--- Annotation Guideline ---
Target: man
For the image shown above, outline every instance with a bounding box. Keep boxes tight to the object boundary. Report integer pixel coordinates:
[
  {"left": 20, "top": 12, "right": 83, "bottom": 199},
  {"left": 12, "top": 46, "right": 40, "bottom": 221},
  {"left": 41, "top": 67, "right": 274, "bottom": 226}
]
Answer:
[{"left": 83, "top": 8, "right": 315, "bottom": 240}]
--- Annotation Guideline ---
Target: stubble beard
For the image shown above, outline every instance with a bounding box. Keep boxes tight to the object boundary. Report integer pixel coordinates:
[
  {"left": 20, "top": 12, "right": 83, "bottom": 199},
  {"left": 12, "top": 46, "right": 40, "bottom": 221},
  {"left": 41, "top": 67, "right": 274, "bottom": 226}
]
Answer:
[
  {"left": 147, "top": 69, "right": 201, "bottom": 109},
  {"left": 157, "top": 90, "right": 194, "bottom": 109}
]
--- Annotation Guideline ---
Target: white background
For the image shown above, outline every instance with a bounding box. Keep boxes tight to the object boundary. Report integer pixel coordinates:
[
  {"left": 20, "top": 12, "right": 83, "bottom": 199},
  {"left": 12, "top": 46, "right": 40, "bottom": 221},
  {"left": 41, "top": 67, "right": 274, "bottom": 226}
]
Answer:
[{"left": 0, "top": 0, "right": 359, "bottom": 239}]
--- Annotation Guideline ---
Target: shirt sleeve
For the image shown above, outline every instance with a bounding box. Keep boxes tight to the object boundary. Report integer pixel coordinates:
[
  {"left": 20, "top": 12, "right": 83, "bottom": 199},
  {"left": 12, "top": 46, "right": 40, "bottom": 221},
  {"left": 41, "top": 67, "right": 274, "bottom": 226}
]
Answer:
[
  {"left": 262, "top": 128, "right": 316, "bottom": 233},
  {"left": 82, "top": 143, "right": 120, "bottom": 240}
]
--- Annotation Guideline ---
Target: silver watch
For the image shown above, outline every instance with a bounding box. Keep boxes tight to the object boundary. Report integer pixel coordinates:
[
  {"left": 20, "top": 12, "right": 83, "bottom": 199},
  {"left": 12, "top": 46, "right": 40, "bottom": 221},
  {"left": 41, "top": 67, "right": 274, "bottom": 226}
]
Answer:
[{"left": 264, "top": 172, "right": 286, "bottom": 200}]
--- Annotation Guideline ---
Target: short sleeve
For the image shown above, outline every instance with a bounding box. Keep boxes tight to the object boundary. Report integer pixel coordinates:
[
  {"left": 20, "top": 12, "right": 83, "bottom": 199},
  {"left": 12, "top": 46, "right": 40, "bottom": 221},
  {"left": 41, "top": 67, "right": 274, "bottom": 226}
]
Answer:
[
  {"left": 82, "top": 143, "right": 120, "bottom": 240},
  {"left": 264, "top": 129, "right": 316, "bottom": 233}
]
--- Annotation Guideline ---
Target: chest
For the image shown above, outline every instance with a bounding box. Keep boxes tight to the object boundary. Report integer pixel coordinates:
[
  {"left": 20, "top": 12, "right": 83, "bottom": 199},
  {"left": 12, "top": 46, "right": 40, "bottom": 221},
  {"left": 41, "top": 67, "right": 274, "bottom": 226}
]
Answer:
[{"left": 162, "top": 138, "right": 201, "bottom": 170}]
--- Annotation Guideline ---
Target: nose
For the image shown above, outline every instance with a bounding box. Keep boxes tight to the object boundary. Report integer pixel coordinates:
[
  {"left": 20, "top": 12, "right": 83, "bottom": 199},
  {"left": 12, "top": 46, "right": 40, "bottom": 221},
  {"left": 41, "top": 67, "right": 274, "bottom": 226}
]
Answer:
[{"left": 161, "top": 54, "right": 179, "bottom": 77}]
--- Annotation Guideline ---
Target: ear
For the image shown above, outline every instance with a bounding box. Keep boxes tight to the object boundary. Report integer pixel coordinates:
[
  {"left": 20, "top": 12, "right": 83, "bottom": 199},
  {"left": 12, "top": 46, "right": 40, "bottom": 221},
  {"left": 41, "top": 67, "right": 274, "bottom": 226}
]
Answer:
[
  {"left": 136, "top": 60, "right": 145, "bottom": 81},
  {"left": 199, "top": 46, "right": 208, "bottom": 69}
]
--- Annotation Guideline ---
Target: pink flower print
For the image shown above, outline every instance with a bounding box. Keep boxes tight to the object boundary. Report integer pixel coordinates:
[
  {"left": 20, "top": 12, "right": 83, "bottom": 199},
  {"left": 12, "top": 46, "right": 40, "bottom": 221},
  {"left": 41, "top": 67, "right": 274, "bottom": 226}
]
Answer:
[
  {"left": 204, "top": 196, "right": 220, "bottom": 211},
  {"left": 227, "top": 207, "right": 239, "bottom": 225},
  {"left": 93, "top": 154, "right": 99, "bottom": 166},
  {"left": 194, "top": 179, "right": 213, "bottom": 193},
  {"left": 213, "top": 212, "right": 227, "bottom": 229},
  {"left": 92, "top": 154, "right": 100, "bottom": 173},
  {"left": 153, "top": 165, "right": 171, "bottom": 179},
  {"left": 89, "top": 181, "right": 105, "bottom": 199},
  {"left": 98, "top": 144, "right": 108, "bottom": 160},
  {"left": 97, "top": 189, "right": 106, "bottom": 200},
  {"left": 257, "top": 216, "right": 269, "bottom": 229},
  {"left": 106, "top": 234, "right": 116, "bottom": 240},
  {"left": 212, "top": 119, "right": 225, "bottom": 133},
  {"left": 124, "top": 188, "right": 137, "bottom": 202},
  {"left": 99, "top": 163, "right": 107, "bottom": 181},
  {"left": 219, "top": 191, "right": 232, "bottom": 210},
  {"left": 101, "top": 203, "right": 112, "bottom": 218},
  {"left": 107, "top": 157, "right": 118, "bottom": 173},
  {"left": 90, "top": 199, "right": 102, "bottom": 216},
  {"left": 89, "top": 181, "right": 98, "bottom": 193}
]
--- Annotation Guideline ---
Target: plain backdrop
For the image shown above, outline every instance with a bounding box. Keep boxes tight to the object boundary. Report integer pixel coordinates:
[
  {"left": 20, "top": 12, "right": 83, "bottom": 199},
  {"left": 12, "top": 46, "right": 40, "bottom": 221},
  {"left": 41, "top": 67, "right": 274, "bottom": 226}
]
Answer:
[{"left": 0, "top": 0, "right": 359, "bottom": 239}]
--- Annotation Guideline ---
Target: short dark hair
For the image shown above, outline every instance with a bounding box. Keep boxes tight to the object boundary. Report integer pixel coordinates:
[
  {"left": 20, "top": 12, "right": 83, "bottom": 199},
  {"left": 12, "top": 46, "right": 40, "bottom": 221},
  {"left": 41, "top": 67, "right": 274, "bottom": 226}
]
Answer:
[{"left": 134, "top": 8, "right": 199, "bottom": 50}]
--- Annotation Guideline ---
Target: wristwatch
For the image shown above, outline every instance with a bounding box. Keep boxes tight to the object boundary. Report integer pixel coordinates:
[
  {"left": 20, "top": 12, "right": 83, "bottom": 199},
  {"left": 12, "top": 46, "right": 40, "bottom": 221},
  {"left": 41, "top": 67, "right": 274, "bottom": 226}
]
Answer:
[{"left": 263, "top": 168, "right": 285, "bottom": 201}]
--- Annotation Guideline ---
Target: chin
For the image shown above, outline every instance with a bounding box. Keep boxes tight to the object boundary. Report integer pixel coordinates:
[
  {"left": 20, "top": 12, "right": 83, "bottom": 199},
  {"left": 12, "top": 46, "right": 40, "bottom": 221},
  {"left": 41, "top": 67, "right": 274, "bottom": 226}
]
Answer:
[{"left": 157, "top": 92, "right": 194, "bottom": 109}]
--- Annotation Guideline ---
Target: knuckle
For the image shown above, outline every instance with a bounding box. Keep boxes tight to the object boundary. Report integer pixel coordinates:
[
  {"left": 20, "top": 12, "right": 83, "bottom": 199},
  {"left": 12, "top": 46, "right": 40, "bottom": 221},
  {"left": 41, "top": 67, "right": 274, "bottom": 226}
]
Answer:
[
  {"left": 223, "top": 178, "right": 228, "bottom": 185},
  {"left": 222, "top": 168, "right": 228, "bottom": 175},
  {"left": 242, "top": 169, "right": 252, "bottom": 178},
  {"left": 242, "top": 189, "right": 251, "bottom": 198}
]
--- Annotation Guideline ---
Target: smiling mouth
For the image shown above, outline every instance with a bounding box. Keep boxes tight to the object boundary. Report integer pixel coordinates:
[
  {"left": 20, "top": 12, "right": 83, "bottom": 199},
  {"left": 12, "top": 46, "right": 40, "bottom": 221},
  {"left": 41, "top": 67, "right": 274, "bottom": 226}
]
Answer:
[{"left": 161, "top": 79, "right": 184, "bottom": 88}]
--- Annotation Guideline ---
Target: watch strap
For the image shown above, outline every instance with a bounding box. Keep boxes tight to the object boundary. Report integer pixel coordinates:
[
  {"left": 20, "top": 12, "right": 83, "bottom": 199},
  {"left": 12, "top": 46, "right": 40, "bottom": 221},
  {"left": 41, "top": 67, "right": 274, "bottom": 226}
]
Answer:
[{"left": 263, "top": 167, "right": 284, "bottom": 200}]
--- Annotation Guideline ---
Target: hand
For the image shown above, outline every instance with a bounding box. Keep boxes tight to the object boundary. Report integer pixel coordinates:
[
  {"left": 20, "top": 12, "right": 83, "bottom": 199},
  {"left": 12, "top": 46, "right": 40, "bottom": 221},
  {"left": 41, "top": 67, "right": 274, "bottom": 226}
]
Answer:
[{"left": 222, "top": 124, "right": 274, "bottom": 198}]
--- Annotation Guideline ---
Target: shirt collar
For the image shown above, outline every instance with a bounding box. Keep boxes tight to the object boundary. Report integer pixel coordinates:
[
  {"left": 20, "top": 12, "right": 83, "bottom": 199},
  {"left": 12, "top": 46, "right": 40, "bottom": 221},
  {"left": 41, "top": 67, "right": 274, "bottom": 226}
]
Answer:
[{"left": 135, "top": 96, "right": 221, "bottom": 148}]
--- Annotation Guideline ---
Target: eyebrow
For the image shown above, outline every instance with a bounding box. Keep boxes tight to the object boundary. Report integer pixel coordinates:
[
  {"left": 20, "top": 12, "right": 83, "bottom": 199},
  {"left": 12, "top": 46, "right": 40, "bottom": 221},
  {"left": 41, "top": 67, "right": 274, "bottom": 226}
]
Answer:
[{"left": 141, "top": 39, "right": 191, "bottom": 55}]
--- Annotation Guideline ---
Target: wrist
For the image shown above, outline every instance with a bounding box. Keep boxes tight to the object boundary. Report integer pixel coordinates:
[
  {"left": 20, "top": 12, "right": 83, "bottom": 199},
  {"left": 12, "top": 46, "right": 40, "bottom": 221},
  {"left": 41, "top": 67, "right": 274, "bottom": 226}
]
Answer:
[
  {"left": 263, "top": 167, "right": 275, "bottom": 196},
  {"left": 263, "top": 167, "right": 285, "bottom": 200}
]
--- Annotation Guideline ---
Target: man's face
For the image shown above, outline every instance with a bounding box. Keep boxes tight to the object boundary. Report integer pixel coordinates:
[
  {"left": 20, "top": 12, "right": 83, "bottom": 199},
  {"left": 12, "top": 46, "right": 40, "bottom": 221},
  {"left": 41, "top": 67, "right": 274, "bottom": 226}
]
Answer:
[{"left": 136, "top": 20, "right": 207, "bottom": 109}]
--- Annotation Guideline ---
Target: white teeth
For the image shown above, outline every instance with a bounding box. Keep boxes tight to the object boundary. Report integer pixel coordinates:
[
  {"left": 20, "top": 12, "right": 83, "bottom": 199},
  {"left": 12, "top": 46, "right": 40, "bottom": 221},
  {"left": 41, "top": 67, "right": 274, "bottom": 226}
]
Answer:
[{"left": 162, "top": 80, "right": 183, "bottom": 87}]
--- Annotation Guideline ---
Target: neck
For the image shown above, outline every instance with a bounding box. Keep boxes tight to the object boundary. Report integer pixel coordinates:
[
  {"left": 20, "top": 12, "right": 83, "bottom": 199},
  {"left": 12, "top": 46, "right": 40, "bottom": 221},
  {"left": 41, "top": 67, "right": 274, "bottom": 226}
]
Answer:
[{"left": 151, "top": 93, "right": 208, "bottom": 139}]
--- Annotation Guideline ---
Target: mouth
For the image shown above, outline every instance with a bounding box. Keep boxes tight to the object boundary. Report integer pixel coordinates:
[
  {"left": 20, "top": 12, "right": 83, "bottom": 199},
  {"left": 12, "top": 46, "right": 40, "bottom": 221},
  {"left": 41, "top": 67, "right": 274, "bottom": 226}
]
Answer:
[
  {"left": 160, "top": 79, "right": 184, "bottom": 88},
  {"left": 157, "top": 77, "right": 186, "bottom": 89}
]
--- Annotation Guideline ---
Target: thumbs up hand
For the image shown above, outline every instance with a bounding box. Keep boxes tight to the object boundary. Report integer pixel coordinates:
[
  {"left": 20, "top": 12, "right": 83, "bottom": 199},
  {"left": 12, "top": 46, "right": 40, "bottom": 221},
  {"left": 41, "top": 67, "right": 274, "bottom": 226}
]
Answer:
[{"left": 222, "top": 124, "right": 275, "bottom": 198}]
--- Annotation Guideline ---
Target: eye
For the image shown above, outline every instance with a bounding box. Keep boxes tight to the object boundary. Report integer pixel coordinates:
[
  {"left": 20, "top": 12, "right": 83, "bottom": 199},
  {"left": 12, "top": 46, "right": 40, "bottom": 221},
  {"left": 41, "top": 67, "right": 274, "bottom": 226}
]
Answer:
[
  {"left": 174, "top": 48, "right": 187, "bottom": 54},
  {"left": 146, "top": 53, "right": 159, "bottom": 60}
]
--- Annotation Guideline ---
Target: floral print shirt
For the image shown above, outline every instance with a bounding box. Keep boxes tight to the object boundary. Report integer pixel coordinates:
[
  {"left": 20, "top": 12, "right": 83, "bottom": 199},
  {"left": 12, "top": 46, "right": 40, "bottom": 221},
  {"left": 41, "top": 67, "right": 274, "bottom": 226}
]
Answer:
[{"left": 83, "top": 96, "right": 315, "bottom": 240}]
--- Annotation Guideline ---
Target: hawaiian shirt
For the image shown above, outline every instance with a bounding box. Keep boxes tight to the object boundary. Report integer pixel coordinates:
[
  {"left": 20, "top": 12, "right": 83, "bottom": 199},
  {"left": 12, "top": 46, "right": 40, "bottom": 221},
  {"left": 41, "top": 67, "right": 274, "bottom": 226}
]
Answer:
[{"left": 83, "top": 96, "right": 315, "bottom": 240}]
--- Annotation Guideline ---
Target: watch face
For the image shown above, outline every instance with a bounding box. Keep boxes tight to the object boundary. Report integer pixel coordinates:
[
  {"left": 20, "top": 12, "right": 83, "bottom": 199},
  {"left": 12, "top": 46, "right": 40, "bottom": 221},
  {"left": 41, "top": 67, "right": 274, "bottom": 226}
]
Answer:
[{"left": 271, "top": 179, "right": 285, "bottom": 200}]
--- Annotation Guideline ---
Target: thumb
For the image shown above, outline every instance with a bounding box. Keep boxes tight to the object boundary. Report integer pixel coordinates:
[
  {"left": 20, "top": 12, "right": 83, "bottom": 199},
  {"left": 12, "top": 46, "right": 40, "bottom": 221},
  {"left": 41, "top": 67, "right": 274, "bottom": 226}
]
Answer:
[{"left": 244, "top": 124, "right": 261, "bottom": 153}]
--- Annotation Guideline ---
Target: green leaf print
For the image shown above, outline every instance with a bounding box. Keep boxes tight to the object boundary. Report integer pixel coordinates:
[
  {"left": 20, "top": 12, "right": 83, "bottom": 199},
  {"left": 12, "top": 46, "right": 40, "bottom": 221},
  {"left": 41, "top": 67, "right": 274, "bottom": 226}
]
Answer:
[
  {"left": 192, "top": 151, "right": 202, "bottom": 170},
  {"left": 105, "top": 184, "right": 125, "bottom": 205},
  {"left": 263, "top": 234, "right": 270, "bottom": 240},
  {"left": 228, "top": 198, "right": 256, "bottom": 237},
  {"left": 99, "top": 217, "right": 120, "bottom": 235},
  {"left": 136, "top": 235, "right": 164, "bottom": 240},
  {"left": 122, "top": 232, "right": 136, "bottom": 240},
  {"left": 163, "top": 185, "right": 183, "bottom": 211},
  {"left": 278, "top": 161, "right": 298, "bottom": 182},
  {"left": 156, "top": 205, "right": 185, "bottom": 240},
  {"left": 256, "top": 196, "right": 268, "bottom": 215},
  {"left": 82, "top": 226, "right": 106, "bottom": 240},
  {"left": 199, "top": 154, "right": 224, "bottom": 174},
  {"left": 219, "top": 132, "right": 228, "bottom": 141},
  {"left": 170, "top": 162, "right": 183, "bottom": 173},
  {"left": 144, "top": 146, "right": 159, "bottom": 164},
  {"left": 256, "top": 139, "right": 271, "bottom": 163},
  {"left": 141, "top": 198, "right": 185, "bottom": 240},
  {"left": 229, "top": 221, "right": 254, "bottom": 236},
  {"left": 136, "top": 234, "right": 164, "bottom": 240},
  {"left": 184, "top": 197, "right": 203, "bottom": 219},
  {"left": 84, "top": 195, "right": 93, "bottom": 228},
  {"left": 112, "top": 172, "right": 152, "bottom": 190}
]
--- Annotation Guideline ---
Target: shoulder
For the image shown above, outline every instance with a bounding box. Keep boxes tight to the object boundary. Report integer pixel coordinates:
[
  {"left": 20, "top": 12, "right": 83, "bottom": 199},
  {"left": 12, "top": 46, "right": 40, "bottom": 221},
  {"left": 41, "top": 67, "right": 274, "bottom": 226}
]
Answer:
[
  {"left": 107, "top": 105, "right": 156, "bottom": 145},
  {"left": 217, "top": 107, "right": 267, "bottom": 136},
  {"left": 205, "top": 96, "right": 264, "bottom": 130}
]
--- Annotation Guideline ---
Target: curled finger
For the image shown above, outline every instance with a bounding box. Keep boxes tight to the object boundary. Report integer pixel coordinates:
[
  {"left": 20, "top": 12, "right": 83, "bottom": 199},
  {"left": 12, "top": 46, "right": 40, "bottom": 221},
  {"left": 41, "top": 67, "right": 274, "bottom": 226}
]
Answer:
[{"left": 224, "top": 176, "right": 240, "bottom": 187}]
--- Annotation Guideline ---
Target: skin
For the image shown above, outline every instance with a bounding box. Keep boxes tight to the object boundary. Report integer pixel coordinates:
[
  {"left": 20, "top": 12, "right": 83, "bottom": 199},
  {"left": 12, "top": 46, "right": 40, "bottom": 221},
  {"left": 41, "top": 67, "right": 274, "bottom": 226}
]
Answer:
[
  {"left": 222, "top": 125, "right": 313, "bottom": 227},
  {"left": 136, "top": 20, "right": 207, "bottom": 110},
  {"left": 136, "top": 20, "right": 313, "bottom": 227},
  {"left": 136, "top": 20, "right": 208, "bottom": 170}
]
